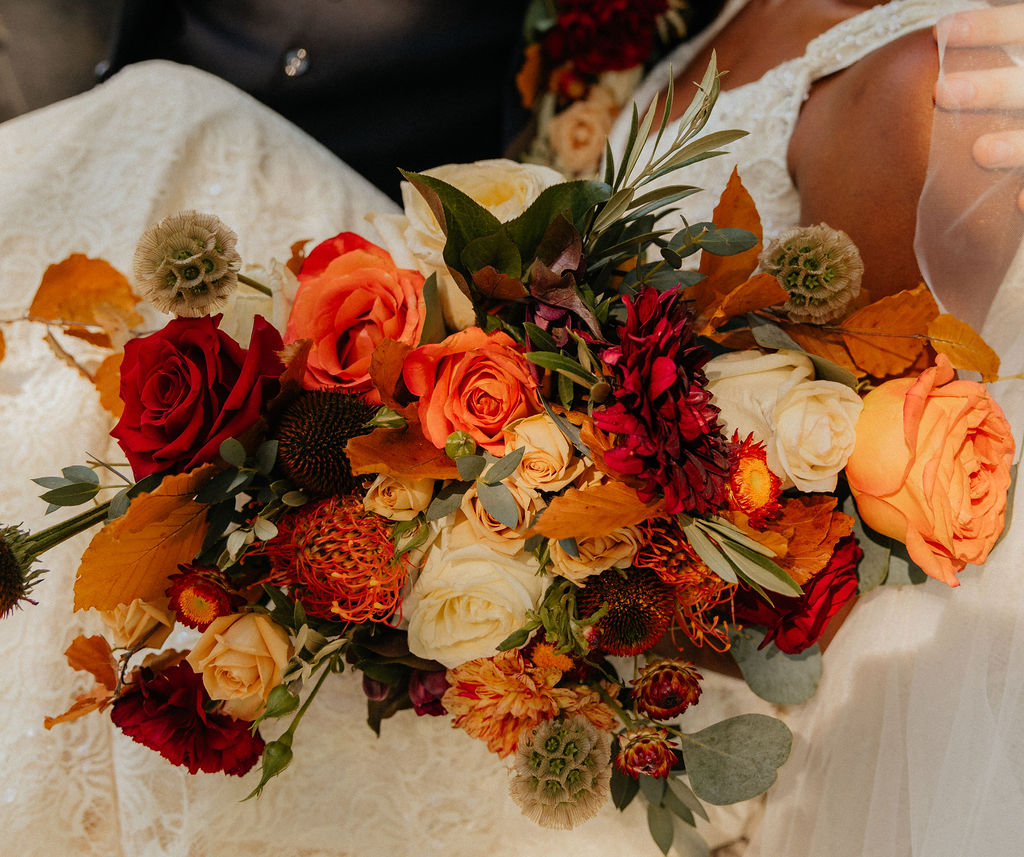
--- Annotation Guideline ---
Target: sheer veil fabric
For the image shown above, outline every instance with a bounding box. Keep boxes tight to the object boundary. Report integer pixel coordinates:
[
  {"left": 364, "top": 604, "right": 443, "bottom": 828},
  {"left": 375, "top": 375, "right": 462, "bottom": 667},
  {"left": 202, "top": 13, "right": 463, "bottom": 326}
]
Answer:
[{"left": 610, "top": 0, "right": 1024, "bottom": 854}]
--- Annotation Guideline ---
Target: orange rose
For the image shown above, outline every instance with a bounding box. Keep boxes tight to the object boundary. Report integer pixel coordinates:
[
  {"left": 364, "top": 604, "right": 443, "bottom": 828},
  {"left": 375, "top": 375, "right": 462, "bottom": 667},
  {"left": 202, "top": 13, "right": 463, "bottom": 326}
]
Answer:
[
  {"left": 285, "top": 232, "right": 425, "bottom": 402},
  {"left": 846, "top": 355, "right": 1014, "bottom": 586},
  {"left": 402, "top": 327, "right": 541, "bottom": 453}
]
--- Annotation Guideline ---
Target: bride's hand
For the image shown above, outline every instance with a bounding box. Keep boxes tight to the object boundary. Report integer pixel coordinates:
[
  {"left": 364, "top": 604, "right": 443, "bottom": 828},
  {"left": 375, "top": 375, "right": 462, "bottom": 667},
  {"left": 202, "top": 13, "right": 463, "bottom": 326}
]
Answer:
[{"left": 933, "top": 4, "right": 1024, "bottom": 210}]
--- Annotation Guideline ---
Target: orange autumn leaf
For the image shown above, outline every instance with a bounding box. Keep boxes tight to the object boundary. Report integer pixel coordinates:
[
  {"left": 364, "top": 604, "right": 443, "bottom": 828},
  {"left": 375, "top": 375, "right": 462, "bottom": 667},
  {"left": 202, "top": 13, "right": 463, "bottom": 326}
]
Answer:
[
  {"left": 693, "top": 169, "right": 763, "bottom": 302},
  {"left": 515, "top": 43, "right": 544, "bottom": 109},
  {"left": 782, "top": 322, "right": 861, "bottom": 376},
  {"left": 839, "top": 284, "right": 939, "bottom": 379},
  {"left": 0, "top": 328, "right": 4, "bottom": 365},
  {"left": 765, "top": 495, "right": 854, "bottom": 585},
  {"left": 698, "top": 273, "right": 788, "bottom": 337},
  {"left": 74, "top": 464, "right": 216, "bottom": 612},
  {"left": 286, "top": 239, "right": 311, "bottom": 276},
  {"left": 44, "top": 685, "right": 115, "bottom": 730},
  {"left": 94, "top": 352, "right": 124, "bottom": 417},
  {"left": 346, "top": 426, "right": 459, "bottom": 480},
  {"left": 369, "top": 338, "right": 417, "bottom": 416},
  {"left": 527, "top": 480, "right": 664, "bottom": 541},
  {"left": 64, "top": 634, "right": 118, "bottom": 689},
  {"left": 927, "top": 313, "right": 1001, "bottom": 382},
  {"left": 29, "top": 254, "right": 143, "bottom": 349}
]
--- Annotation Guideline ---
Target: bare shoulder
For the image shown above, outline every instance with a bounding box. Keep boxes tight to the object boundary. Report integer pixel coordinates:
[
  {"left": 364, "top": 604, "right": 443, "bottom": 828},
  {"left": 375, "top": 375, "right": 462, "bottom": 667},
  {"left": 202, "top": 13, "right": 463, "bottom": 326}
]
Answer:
[{"left": 789, "top": 28, "right": 1021, "bottom": 317}]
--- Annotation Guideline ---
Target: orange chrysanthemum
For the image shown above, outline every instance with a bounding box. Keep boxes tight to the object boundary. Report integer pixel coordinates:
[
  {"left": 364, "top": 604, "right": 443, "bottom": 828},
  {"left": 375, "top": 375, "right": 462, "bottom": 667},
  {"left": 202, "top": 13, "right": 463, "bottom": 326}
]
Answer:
[{"left": 727, "top": 432, "right": 782, "bottom": 529}]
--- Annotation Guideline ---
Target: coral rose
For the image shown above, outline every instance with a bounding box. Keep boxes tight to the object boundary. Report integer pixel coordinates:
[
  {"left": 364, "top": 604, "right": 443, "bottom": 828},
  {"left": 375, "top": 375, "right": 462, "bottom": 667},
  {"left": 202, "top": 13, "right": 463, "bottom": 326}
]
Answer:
[
  {"left": 402, "top": 327, "right": 541, "bottom": 453},
  {"left": 285, "top": 231, "right": 425, "bottom": 402},
  {"left": 185, "top": 613, "right": 293, "bottom": 721},
  {"left": 846, "top": 355, "right": 1014, "bottom": 586}
]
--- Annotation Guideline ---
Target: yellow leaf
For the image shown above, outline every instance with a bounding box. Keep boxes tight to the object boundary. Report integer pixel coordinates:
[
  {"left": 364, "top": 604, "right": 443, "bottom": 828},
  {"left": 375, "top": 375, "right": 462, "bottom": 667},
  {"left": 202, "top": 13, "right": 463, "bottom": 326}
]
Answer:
[
  {"left": 526, "top": 480, "right": 664, "bottom": 541},
  {"left": 927, "top": 313, "right": 1001, "bottom": 382},
  {"left": 93, "top": 353, "right": 124, "bottom": 417},
  {"left": 73, "top": 465, "right": 216, "bottom": 612},
  {"left": 698, "top": 273, "right": 788, "bottom": 336},
  {"left": 839, "top": 284, "right": 939, "bottom": 379},
  {"left": 29, "top": 254, "right": 143, "bottom": 348}
]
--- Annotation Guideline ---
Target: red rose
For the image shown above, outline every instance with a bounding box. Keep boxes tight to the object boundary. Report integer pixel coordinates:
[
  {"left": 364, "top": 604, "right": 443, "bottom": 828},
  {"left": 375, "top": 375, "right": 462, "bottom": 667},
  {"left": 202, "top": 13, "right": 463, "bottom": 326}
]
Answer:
[
  {"left": 110, "top": 662, "right": 265, "bottom": 776},
  {"left": 732, "top": 536, "right": 862, "bottom": 654},
  {"left": 544, "top": 0, "right": 668, "bottom": 75},
  {"left": 285, "top": 232, "right": 425, "bottom": 403},
  {"left": 111, "top": 314, "right": 284, "bottom": 479}
]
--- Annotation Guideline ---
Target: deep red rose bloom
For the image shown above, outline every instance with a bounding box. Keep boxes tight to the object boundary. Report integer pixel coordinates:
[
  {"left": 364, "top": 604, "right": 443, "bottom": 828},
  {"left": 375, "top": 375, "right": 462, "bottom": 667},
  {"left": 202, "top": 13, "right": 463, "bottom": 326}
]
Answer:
[
  {"left": 545, "top": 0, "right": 669, "bottom": 75},
  {"left": 594, "top": 287, "right": 731, "bottom": 515},
  {"left": 111, "top": 314, "right": 285, "bottom": 479},
  {"left": 732, "top": 536, "right": 863, "bottom": 654},
  {"left": 110, "top": 662, "right": 265, "bottom": 776}
]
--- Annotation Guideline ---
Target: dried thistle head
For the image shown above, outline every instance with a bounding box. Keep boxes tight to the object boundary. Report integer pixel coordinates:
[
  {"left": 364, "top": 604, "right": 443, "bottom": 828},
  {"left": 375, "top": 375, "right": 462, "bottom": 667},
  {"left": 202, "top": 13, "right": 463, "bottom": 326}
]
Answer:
[
  {"left": 0, "top": 525, "right": 41, "bottom": 619},
  {"left": 760, "top": 223, "right": 864, "bottom": 324},
  {"left": 133, "top": 210, "right": 241, "bottom": 317}
]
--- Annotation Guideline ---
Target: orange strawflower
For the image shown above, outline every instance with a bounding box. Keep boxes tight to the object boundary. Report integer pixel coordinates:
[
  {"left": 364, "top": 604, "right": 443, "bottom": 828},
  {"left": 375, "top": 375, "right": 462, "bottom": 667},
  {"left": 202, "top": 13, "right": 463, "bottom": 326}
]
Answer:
[{"left": 727, "top": 432, "right": 782, "bottom": 529}]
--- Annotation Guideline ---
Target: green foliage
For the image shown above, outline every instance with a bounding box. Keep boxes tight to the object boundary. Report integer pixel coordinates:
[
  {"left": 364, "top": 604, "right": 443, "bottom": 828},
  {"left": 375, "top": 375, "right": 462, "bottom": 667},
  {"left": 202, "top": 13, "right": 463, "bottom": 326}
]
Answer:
[{"left": 728, "top": 627, "right": 823, "bottom": 705}]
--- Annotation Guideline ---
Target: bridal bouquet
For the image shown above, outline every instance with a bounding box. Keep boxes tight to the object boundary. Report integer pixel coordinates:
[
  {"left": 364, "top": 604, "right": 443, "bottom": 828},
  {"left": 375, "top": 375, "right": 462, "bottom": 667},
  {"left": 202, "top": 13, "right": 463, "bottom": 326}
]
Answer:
[{"left": 1, "top": 60, "right": 1015, "bottom": 855}]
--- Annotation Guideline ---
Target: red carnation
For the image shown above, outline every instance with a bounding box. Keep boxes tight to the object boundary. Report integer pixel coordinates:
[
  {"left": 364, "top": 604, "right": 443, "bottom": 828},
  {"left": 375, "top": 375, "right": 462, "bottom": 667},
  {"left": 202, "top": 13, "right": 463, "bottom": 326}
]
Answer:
[
  {"left": 545, "top": 0, "right": 669, "bottom": 75},
  {"left": 111, "top": 314, "right": 285, "bottom": 479},
  {"left": 595, "top": 287, "right": 731, "bottom": 516},
  {"left": 110, "top": 662, "right": 265, "bottom": 776},
  {"left": 732, "top": 536, "right": 863, "bottom": 654}
]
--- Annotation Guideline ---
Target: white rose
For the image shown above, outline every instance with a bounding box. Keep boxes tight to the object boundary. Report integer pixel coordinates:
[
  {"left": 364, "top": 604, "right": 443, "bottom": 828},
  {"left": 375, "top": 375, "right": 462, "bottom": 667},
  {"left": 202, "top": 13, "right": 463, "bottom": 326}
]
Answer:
[
  {"left": 549, "top": 526, "right": 642, "bottom": 585},
  {"left": 369, "top": 159, "right": 564, "bottom": 330},
  {"left": 503, "top": 413, "right": 586, "bottom": 492},
  {"left": 404, "top": 543, "right": 545, "bottom": 668},
  {"left": 768, "top": 381, "right": 863, "bottom": 492},
  {"left": 363, "top": 474, "right": 435, "bottom": 521}
]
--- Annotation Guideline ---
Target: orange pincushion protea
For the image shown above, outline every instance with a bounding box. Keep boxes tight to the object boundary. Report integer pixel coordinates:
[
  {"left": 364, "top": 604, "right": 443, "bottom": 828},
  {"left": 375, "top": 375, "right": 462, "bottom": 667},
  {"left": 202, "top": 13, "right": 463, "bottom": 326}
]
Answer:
[
  {"left": 727, "top": 432, "right": 782, "bottom": 529},
  {"left": 287, "top": 496, "right": 405, "bottom": 624}
]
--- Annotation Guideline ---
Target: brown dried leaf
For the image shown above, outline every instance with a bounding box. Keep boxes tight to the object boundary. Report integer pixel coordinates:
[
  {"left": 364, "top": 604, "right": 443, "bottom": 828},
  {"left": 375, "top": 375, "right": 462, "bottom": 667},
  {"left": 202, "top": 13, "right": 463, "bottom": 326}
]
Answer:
[
  {"left": 927, "top": 313, "right": 1001, "bottom": 382},
  {"left": 286, "top": 239, "right": 311, "bottom": 276},
  {"left": 839, "top": 284, "right": 939, "bottom": 379},
  {"left": 472, "top": 267, "right": 528, "bottom": 301},
  {"left": 29, "top": 255, "right": 143, "bottom": 348},
  {"left": 94, "top": 353, "right": 124, "bottom": 417},
  {"left": 762, "top": 495, "right": 854, "bottom": 585},
  {"left": 44, "top": 686, "right": 114, "bottom": 730},
  {"left": 74, "top": 465, "right": 216, "bottom": 612},
  {"left": 698, "top": 273, "right": 788, "bottom": 336},
  {"left": 695, "top": 169, "right": 763, "bottom": 298},
  {"left": 368, "top": 338, "right": 417, "bottom": 414},
  {"left": 526, "top": 480, "right": 664, "bottom": 541},
  {"left": 64, "top": 634, "right": 118, "bottom": 689},
  {"left": 346, "top": 426, "right": 459, "bottom": 480},
  {"left": 0, "top": 328, "right": 4, "bottom": 365},
  {"left": 516, "top": 43, "right": 544, "bottom": 110}
]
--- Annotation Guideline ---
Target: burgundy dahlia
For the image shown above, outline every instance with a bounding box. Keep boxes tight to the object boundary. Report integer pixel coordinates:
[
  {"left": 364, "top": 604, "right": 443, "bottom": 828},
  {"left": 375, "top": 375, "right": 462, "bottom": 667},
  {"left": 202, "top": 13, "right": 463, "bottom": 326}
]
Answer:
[
  {"left": 632, "top": 658, "right": 703, "bottom": 720},
  {"left": 614, "top": 726, "right": 677, "bottom": 779},
  {"left": 594, "top": 287, "right": 731, "bottom": 516},
  {"left": 110, "top": 662, "right": 265, "bottom": 776},
  {"left": 544, "top": 0, "right": 669, "bottom": 75}
]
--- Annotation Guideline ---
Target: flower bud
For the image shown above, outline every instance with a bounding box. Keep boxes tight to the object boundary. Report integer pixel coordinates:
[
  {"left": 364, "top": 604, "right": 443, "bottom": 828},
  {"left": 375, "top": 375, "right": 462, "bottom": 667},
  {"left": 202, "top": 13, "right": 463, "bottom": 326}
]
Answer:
[{"left": 445, "top": 431, "right": 478, "bottom": 460}]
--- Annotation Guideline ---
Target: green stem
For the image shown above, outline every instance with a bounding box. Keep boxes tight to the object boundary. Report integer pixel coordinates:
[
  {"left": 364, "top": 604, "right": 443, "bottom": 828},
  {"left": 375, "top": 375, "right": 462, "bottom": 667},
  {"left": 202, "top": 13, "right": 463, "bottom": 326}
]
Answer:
[
  {"left": 286, "top": 661, "right": 333, "bottom": 735},
  {"left": 597, "top": 683, "right": 636, "bottom": 731},
  {"left": 24, "top": 501, "right": 110, "bottom": 556},
  {"left": 237, "top": 272, "right": 273, "bottom": 297}
]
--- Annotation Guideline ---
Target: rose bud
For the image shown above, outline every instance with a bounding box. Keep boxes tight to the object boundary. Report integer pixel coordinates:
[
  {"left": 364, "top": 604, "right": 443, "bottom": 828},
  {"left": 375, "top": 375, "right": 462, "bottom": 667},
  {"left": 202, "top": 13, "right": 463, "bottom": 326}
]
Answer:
[
  {"left": 614, "top": 726, "right": 678, "bottom": 780},
  {"left": 408, "top": 669, "right": 448, "bottom": 716},
  {"left": 361, "top": 674, "right": 391, "bottom": 702},
  {"left": 631, "top": 658, "right": 703, "bottom": 720}
]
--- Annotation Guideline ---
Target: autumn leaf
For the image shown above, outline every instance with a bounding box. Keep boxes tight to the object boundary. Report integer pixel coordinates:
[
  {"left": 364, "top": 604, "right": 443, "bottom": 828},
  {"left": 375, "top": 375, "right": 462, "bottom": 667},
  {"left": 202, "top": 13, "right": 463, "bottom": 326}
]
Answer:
[
  {"left": 368, "top": 338, "right": 417, "bottom": 415},
  {"left": 346, "top": 426, "right": 459, "bottom": 480},
  {"left": 44, "top": 685, "right": 115, "bottom": 729},
  {"left": 698, "top": 273, "right": 788, "bottom": 336},
  {"left": 29, "top": 254, "right": 143, "bottom": 349},
  {"left": 64, "top": 635, "right": 118, "bottom": 689},
  {"left": 516, "top": 42, "right": 544, "bottom": 109},
  {"left": 286, "top": 239, "right": 311, "bottom": 276},
  {"left": 782, "top": 323, "right": 861, "bottom": 376},
  {"left": 0, "top": 328, "right": 4, "bottom": 365},
  {"left": 526, "top": 480, "right": 664, "bottom": 541},
  {"left": 94, "top": 353, "right": 124, "bottom": 417},
  {"left": 839, "top": 284, "right": 939, "bottom": 379},
  {"left": 74, "top": 464, "right": 216, "bottom": 612},
  {"left": 927, "top": 313, "right": 1001, "bottom": 382}
]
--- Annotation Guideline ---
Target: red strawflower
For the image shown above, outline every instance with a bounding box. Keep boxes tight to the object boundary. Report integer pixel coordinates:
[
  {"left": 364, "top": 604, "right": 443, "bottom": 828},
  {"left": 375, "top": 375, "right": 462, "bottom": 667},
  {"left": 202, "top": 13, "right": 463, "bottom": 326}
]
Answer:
[
  {"left": 544, "top": 0, "right": 669, "bottom": 75},
  {"left": 576, "top": 566, "right": 675, "bottom": 656},
  {"left": 166, "top": 564, "right": 243, "bottom": 630},
  {"left": 631, "top": 658, "right": 702, "bottom": 720},
  {"left": 595, "top": 287, "right": 731, "bottom": 516},
  {"left": 614, "top": 726, "right": 677, "bottom": 779},
  {"left": 732, "top": 536, "right": 862, "bottom": 654},
  {"left": 110, "top": 663, "right": 265, "bottom": 776}
]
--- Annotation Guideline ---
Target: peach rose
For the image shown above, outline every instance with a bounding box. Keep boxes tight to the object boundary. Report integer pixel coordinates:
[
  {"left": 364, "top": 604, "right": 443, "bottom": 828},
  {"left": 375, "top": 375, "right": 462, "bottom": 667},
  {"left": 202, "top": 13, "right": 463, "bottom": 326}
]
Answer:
[
  {"left": 503, "top": 413, "right": 586, "bottom": 492},
  {"left": 846, "top": 355, "right": 1015, "bottom": 586},
  {"left": 549, "top": 525, "right": 642, "bottom": 585},
  {"left": 547, "top": 85, "right": 619, "bottom": 177},
  {"left": 456, "top": 481, "right": 544, "bottom": 555},
  {"left": 185, "top": 613, "right": 293, "bottom": 721},
  {"left": 402, "top": 326, "right": 541, "bottom": 453},
  {"left": 285, "top": 232, "right": 425, "bottom": 402},
  {"left": 100, "top": 598, "right": 174, "bottom": 649},
  {"left": 363, "top": 474, "right": 435, "bottom": 521}
]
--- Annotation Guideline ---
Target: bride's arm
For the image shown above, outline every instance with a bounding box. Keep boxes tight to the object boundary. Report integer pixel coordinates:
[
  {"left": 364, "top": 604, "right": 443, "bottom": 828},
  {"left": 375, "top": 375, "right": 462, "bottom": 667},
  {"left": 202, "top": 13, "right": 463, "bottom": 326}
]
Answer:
[{"left": 787, "top": 28, "right": 1022, "bottom": 323}]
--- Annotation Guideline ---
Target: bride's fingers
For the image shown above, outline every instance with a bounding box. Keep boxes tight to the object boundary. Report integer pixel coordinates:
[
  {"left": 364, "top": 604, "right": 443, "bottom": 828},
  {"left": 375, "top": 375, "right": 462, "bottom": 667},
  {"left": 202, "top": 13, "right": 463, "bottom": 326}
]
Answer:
[
  {"left": 934, "top": 67, "right": 1024, "bottom": 111},
  {"left": 973, "top": 129, "right": 1024, "bottom": 169},
  {"left": 935, "top": 6, "right": 1024, "bottom": 48}
]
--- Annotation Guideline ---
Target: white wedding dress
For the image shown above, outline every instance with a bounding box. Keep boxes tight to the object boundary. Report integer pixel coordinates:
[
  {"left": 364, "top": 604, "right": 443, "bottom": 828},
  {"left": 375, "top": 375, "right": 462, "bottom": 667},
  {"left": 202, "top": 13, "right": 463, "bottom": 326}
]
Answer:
[{"left": 608, "top": 0, "right": 1024, "bottom": 854}]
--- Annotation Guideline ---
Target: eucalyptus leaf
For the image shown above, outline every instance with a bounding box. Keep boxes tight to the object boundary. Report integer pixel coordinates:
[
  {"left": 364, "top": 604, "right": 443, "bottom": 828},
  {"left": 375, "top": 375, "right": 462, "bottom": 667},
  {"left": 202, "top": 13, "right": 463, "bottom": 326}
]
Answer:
[
  {"left": 662, "top": 783, "right": 696, "bottom": 827},
  {"left": 456, "top": 454, "right": 487, "bottom": 482},
  {"left": 647, "top": 804, "right": 675, "bottom": 856},
  {"left": 39, "top": 482, "right": 100, "bottom": 507},
  {"left": 282, "top": 490, "right": 308, "bottom": 507},
  {"left": 255, "top": 440, "right": 278, "bottom": 476},
  {"left": 196, "top": 467, "right": 244, "bottom": 504},
  {"left": 541, "top": 398, "right": 591, "bottom": 458},
  {"left": 61, "top": 465, "right": 99, "bottom": 484},
  {"left": 426, "top": 481, "right": 470, "bottom": 521},
  {"left": 729, "top": 627, "right": 822, "bottom": 705},
  {"left": 844, "top": 493, "right": 889, "bottom": 593},
  {"left": 32, "top": 476, "right": 71, "bottom": 489},
  {"left": 722, "top": 540, "right": 802, "bottom": 597},
  {"left": 680, "top": 714, "right": 792, "bottom": 805},
  {"left": 557, "top": 537, "right": 580, "bottom": 559},
  {"left": 610, "top": 765, "right": 640, "bottom": 810},
  {"left": 219, "top": 437, "right": 247, "bottom": 468},
  {"left": 107, "top": 488, "right": 131, "bottom": 521},
  {"left": 483, "top": 447, "right": 525, "bottom": 485},
  {"left": 667, "top": 778, "right": 710, "bottom": 822},
  {"left": 252, "top": 517, "right": 279, "bottom": 542},
  {"left": 639, "top": 773, "right": 667, "bottom": 806},
  {"left": 885, "top": 540, "right": 928, "bottom": 586},
  {"left": 476, "top": 481, "right": 520, "bottom": 529},
  {"left": 680, "top": 522, "right": 738, "bottom": 584},
  {"left": 697, "top": 226, "right": 759, "bottom": 256},
  {"left": 669, "top": 822, "right": 712, "bottom": 857}
]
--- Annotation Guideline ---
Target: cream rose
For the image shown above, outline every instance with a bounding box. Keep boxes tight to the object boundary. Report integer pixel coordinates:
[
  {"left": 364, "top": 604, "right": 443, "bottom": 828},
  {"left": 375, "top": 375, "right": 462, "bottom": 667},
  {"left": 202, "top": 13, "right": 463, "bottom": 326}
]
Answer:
[
  {"left": 364, "top": 474, "right": 435, "bottom": 521},
  {"left": 100, "top": 598, "right": 174, "bottom": 649},
  {"left": 547, "top": 85, "right": 619, "bottom": 177},
  {"left": 550, "top": 526, "right": 642, "bottom": 585},
  {"left": 503, "top": 413, "right": 586, "bottom": 492},
  {"left": 455, "top": 480, "right": 543, "bottom": 555},
  {"left": 370, "top": 159, "right": 563, "bottom": 330},
  {"left": 404, "top": 543, "right": 546, "bottom": 668},
  {"left": 186, "top": 613, "right": 293, "bottom": 721},
  {"left": 706, "top": 349, "right": 863, "bottom": 491}
]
